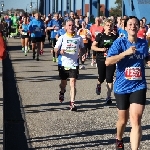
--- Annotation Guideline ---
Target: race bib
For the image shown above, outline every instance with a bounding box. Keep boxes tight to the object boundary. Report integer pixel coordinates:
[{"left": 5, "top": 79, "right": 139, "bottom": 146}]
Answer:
[
  {"left": 80, "top": 35, "right": 86, "bottom": 40},
  {"left": 125, "top": 67, "right": 142, "bottom": 80},
  {"left": 64, "top": 66, "right": 76, "bottom": 70},
  {"left": 63, "top": 59, "right": 76, "bottom": 70},
  {"left": 22, "top": 32, "right": 27, "bottom": 35}
]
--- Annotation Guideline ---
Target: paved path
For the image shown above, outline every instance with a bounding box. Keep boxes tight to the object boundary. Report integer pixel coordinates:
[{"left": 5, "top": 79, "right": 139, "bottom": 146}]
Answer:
[{"left": 4, "top": 38, "right": 150, "bottom": 150}]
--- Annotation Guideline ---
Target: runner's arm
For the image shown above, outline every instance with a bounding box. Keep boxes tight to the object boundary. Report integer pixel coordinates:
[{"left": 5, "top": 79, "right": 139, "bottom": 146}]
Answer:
[
  {"left": 54, "top": 36, "right": 63, "bottom": 53},
  {"left": 105, "top": 53, "right": 126, "bottom": 66},
  {"left": 105, "top": 38, "right": 125, "bottom": 66},
  {"left": 46, "top": 20, "right": 55, "bottom": 30},
  {"left": 79, "top": 37, "right": 85, "bottom": 54},
  {"left": 91, "top": 41, "right": 107, "bottom": 51}
]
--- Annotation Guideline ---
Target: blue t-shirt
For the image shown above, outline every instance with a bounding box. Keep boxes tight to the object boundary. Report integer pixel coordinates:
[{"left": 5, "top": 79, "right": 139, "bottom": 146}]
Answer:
[
  {"left": 57, "top": 28, "right": 66, "bottom": 37},
  {"left": 22, "top": 24, "right": 29, "bottom": 32},
  {"left": 86, "top": 23, "right": 92, "bottom": 30},
  {"left": 107, "top": 37, "right": 148, "bottom": 94},
  {"left": 28, "top": 18, "right": 45, "bottom": 37},
  {"left": 5, "top": 18, "right": 12, "bottom": 27},
  {"left": 47, "top": 19, "right": 62, "bottom": 38},
  {"left": 118, "top": 28, "right": 128, "bottom": 37}
]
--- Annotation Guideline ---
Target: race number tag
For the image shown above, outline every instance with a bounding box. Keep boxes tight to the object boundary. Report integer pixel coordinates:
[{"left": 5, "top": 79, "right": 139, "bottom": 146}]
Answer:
[
  {"left": 125, "top": 67, "right": 142, "bottom": 80},
  {"left": 64, "top": 66, "right": 76, "bottom": 70},
  {"left": 63, "top": 59, "right": 76, "bottom": 70},
  {"left": 22, "top": 32, "right": 27, "bottom": 35}
]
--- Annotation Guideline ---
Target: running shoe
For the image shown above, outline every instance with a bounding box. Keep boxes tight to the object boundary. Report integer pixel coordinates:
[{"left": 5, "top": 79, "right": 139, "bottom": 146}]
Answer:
[
  {"left": 40, "top": 50, "right": 44, "bottom": 55},
  {"left": 91, "top": 59, "right": 96, "bottom": 66},
  {"left": 24, "top": 52, "right": 27, "bottom": 56},
  {"left": 70, "top": 102, "right": 77, "bottom": 111},
  {"left": 116, "top": 139, "right": 124, "bottom": 150},
  {"left": 53, "top": 57, "right": 56, "bottom": 62},
  {"left": 105, "top": 97, "right": 112, "bottom": 104},
  {"left": 22, "top": 47, "right": 24, "bottom": 52},
  {"left": 59, "top": 92, "right": 64, "bottom": 103},
  {"left": 28, "top": 46, "right": 30, "bottom": 50},
  {"left": 80, "top": 65, "right": 85, "bottom": 70},
  {"left": 96, "top": 84, "right": 101, "bottom": 95},
  {"left": 33, "top": 52, "right": 36, "bottom": 59},
  {"left": 36, "top": 56, "right": 39, "bottom": 61}
]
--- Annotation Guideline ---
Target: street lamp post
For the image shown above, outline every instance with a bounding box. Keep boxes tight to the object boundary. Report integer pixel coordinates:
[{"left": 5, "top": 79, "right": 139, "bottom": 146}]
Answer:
[
  {"left": 97, "top": 0, "right": 100, "bottom": 17},
  {"left": 0, "top": 1, "right": 4, "bottom": 13},
  {"left": 30, "top": 0, "right": 38, "bottom": 12},
  {"left": 37, "top": 0, "right": 38, "bottom": 12}
]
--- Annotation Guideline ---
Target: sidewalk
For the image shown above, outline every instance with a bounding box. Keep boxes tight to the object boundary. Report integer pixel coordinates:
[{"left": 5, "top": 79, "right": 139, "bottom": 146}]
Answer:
[{"left": 3, "top": 38, "right": 150, "bottom": 150}]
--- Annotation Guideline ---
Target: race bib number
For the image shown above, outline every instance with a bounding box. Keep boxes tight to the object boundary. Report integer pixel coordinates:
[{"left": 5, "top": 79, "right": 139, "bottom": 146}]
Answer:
[
  {"left": 22, "top": 32, "right": 27, "bottom": 35},
  {"left": 125, "top": 67, "right": 142, "bottom": 80}
]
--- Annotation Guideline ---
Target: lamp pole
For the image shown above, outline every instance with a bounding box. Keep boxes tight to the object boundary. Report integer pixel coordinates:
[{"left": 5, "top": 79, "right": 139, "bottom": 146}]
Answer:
[
  {"left": 97, "top": 0, "right": 100, "bottom": 17},
  {"left": 37, "top": 0, "right": 38, "bottom": 12},
  {"left": 1, "top": 1, "right": 4, "bottom": 13},
  {"left": 30, "top": 0, "right": 38, "bottom": 12}
]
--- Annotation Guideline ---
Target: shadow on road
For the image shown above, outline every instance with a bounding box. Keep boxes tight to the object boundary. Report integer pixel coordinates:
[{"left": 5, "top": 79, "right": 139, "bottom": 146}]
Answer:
[
  {"left": 27, "top": 125, "right": 150, "bottom": 149},
  {"left": 3, "top": 46, "right": 31, "bottom": 149}
]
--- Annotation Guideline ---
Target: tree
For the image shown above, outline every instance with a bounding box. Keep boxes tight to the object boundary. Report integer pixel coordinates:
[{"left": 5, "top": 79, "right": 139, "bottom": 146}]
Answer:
[{"left": 109, "top": 0, "right": 122, "bottom": 17}]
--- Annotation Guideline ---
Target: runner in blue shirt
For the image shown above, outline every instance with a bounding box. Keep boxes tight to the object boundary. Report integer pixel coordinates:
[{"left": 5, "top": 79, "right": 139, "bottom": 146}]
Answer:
[
  {"left": 105, "top": 16, "right": 150, "bottom": 150},
  {"left": 118, "top": 19, "right": 128, "bottom": 37},
  {"left": 28, "top": 12, "right": 45, "bottom": 61},
  {"left": 47, "top": 13, "right": 62, "bottom": 62}
]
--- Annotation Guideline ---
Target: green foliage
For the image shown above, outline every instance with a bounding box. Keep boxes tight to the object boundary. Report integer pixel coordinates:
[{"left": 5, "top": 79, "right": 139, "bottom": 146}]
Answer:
[{"left": 109, "top": 0, "right": 122, "bottom": 17}]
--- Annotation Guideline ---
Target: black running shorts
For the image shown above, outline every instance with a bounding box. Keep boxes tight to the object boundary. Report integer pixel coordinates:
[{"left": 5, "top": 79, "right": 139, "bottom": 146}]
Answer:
[
  {"left": 31, "top": 37, "right": 42, "bottom": 43},
  {"left": 58, "top": 66, "right": 79, "bottom": 80},
  {"left": 97, "top": 60, "right": 116, "bottom": 83},
  {"left": 21, "top": 35, "right": 29, "bottom": 39},
  {"left": 115, "top": 88, "right": 147, "bottom": 110},
  {"left": 41, "top": 35, "right": 46, "bottom": 42}
]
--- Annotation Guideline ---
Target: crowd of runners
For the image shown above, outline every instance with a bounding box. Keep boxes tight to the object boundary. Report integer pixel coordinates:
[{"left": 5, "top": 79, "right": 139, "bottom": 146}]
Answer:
[{"left": 1, "top": 10, "right": 150, "bottom": 150}]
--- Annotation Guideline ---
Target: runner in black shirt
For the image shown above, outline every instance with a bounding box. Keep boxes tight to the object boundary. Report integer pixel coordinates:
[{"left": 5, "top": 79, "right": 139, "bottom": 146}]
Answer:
[{"left": 91, "top": 18, "right": 118, "bottom": 104}]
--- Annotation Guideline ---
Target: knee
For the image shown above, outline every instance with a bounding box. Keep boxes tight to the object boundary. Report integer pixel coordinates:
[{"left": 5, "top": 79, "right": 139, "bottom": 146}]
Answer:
[
  {"left": 118, "top": 117, "right": 128, "bottom": 126},
  {"left": 130, "top": 114, "right": 142, "bottom": 126}
]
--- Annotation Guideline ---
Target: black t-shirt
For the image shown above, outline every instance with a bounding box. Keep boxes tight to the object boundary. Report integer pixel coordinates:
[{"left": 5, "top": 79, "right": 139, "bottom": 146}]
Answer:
[
  {"left": 75, "top": 24, "right": 82, "bottom": 30},
  {"left": 95, "top": 33, "right": 118, "bottom": 61}
]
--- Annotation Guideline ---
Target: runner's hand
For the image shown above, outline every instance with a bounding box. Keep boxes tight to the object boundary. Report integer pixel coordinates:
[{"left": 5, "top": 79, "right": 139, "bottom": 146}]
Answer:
[
  {"left": 50, "top": 49, "right": 53, "bottom": 53},
  {"left": 147, "top": 61, "right": 150, "bottom": 67},
  {"left": 124, "top": 46, "right": 136, "bottom": 56},
  {"left": 103, "top": 48, "right": 107, "bottom": 52},
  {"left": 60, "top": 49, "right": 65, "bottom": 55}
]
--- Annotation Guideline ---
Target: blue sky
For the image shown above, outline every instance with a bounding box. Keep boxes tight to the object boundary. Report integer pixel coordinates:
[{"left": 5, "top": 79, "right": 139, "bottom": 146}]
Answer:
[{"left": 4, "top": 0, "right": 116, "bottom": 11}]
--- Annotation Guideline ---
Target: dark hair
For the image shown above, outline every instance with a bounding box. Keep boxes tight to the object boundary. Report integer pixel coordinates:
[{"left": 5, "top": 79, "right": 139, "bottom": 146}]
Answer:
[
  {"left": 124, "top": 16, "right": 140, "bottom": 28},
  {"left": 140, "top": 19, "right": 143, "bottom": 23}
]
